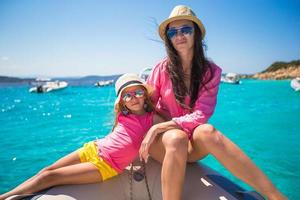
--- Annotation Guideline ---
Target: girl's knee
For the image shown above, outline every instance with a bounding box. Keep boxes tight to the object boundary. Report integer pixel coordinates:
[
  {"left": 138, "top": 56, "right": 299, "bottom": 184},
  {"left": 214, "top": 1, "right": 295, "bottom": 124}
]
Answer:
[
  {"left": 37, "top": 170, "right": 58, "bottom": 187},
  {"left": 38, "top": 166, "right": 52, "bottom": 174}
]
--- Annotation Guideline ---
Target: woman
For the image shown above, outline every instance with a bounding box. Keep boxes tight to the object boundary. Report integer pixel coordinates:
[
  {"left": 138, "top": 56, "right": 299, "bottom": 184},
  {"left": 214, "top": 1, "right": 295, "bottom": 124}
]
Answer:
[
  {"left": 0, "top": 73, "right": 164, "bottom": 200},
  {"left": 139, "top": 5, "right": 287, "bottom": 200}
]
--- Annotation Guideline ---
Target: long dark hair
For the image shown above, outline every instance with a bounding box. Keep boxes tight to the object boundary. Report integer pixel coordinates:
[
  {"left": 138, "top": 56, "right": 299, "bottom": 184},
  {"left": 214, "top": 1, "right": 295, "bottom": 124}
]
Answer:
[{"left": 165, "top": 22, "right": 214, "bottom": 109}]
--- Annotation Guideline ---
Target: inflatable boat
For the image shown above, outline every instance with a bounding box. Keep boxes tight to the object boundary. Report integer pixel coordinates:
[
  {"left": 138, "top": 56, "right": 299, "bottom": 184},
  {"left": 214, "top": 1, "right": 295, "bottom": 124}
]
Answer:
[{"left": 6, "top": 158, "right": 264, "bottom": 200}]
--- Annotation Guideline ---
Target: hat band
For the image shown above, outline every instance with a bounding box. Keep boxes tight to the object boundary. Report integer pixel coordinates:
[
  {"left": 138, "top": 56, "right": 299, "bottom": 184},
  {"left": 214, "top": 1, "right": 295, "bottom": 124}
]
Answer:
[{"left": 117, "top": 80, "right": 143, "bottom": 96}]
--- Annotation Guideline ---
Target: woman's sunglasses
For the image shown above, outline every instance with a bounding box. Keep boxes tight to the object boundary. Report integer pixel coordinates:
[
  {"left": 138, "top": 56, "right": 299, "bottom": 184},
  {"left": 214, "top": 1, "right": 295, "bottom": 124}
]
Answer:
[
  {"left": 166, "top": 26, "right": 194, "bottom": 40},
  {"left": 122, "top": 89, "right": 145, "bottom": 102}
]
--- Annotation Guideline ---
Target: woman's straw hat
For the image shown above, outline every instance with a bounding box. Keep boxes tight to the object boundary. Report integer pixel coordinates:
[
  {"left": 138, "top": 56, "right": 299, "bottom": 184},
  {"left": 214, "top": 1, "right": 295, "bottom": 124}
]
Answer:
[
  {"left": 159, "top": 5, "right": 206, "bottom": 40},
  {"left": 114, "top": 73, "right": 153, "bottom": 108}
]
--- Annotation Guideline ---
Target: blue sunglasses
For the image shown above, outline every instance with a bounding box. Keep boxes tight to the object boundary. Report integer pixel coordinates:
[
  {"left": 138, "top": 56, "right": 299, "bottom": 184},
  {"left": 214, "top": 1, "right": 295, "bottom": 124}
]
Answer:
[
  {"left": 166, "top": 26, "right": 194, "bottom": 39},
  {"left": 122, "top": 89, "right": 145, "bottom": 102}
]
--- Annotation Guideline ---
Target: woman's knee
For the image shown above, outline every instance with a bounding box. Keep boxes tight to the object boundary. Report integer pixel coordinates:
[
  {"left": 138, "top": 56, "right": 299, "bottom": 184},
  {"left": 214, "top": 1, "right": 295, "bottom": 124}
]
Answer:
[
  {"left": 162, "top": 129, "right": 189, "bottom": 150},
  {"left": 193, "top": 124, "right": 223, "bottom": 145}
]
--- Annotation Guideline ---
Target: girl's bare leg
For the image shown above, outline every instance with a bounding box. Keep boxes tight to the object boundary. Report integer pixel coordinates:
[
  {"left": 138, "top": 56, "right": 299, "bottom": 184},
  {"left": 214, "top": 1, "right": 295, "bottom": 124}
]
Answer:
[
  {"left": 0, "top": 150, "right": 86, "bottom": 200},
  {"left": 0, "top": 162, "right": 101, "bottom": 200},
  {"left": 14, "top": 150, "right": 81, "bottom": 190}
]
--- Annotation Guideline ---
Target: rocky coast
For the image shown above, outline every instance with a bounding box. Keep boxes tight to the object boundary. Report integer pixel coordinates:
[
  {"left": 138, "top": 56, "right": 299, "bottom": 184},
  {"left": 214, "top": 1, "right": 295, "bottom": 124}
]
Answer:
[{"left": 251, "top": 60, "right": 300, "bottom": 80}]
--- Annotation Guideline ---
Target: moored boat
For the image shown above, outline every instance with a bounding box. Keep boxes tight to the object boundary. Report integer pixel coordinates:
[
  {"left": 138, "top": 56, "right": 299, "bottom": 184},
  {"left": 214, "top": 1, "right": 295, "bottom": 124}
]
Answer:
[
  {"left": 29, "top": 80, "right": 68, "bottom": 93},
  {"left": 139, "top": 67, "right": 152, "bottom": 81},
  {"left": 221, "top": 73, "right": 241, "bottom": 84},
  {"left": 290, "top": 77, "right": 300, "bottom": 91},
  {"left": 94, "top": 80, "right": 114, "bottom": 87}
]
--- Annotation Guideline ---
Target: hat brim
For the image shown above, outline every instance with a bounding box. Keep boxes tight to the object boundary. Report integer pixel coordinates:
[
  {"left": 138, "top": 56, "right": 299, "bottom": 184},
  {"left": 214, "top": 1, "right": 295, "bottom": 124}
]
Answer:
[
  {"left": 114, "top": 83, "right": 154, "bottom": 110},
  {"left": 159, "top": 15, "right": 206, "bottom": 41}
]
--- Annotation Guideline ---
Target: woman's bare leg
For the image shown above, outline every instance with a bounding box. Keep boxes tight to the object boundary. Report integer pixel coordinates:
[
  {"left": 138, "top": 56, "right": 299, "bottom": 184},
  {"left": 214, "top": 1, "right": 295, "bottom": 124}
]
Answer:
[
  {"left": 187, "top": 124, "right": 287, "bottom": 200},
  {"left": 149, "top": 129, "right": 188, "bottom": 200},
  {"left": 0, "top": 162, "right": 101, "bottom": 200}
]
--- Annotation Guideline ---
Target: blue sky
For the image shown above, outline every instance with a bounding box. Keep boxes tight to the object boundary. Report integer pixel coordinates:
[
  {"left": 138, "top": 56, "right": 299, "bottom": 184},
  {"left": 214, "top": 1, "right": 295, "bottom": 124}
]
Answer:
[{"left": 1, "top": 0, "right": 300, "bottom": 77}]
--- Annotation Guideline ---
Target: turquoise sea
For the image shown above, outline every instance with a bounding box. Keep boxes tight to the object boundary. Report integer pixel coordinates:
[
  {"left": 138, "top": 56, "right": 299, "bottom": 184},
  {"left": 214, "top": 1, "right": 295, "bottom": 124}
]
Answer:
[{"left": 0, "top": 79, "right": 299, "bottom": 199}]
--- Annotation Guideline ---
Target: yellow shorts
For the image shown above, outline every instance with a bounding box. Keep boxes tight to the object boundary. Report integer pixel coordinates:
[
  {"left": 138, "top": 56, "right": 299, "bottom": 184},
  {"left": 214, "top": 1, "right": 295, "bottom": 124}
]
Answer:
[{"left": 78, "top": 141, "right": 118, "bottom": 181}]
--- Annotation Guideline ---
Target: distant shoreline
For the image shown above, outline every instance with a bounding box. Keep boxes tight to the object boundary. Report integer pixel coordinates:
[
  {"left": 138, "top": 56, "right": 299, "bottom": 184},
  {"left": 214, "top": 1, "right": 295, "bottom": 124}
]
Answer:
[
  {"left": 1, "top": 60, "right": 299, "bottom": 83},
  {"left": 0, "top": 74, "right": 122, "bottom": 86}
]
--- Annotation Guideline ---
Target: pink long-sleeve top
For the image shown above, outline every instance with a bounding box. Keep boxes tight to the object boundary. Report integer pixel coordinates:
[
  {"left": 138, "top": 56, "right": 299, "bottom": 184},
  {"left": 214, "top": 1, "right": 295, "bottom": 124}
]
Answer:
[
  {"left": 96, "top": 112, "right": 153, "bottom": 173},
  {"left": 147, "top": 58, "right": 222, "bottom": 139}
]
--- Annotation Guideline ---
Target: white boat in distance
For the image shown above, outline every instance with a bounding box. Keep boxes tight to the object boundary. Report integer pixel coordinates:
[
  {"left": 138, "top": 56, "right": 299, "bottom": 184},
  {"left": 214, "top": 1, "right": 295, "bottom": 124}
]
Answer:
[
  {"left": 221, "top": 73, "right": 241, "bottom": 84},
  {"left": 29, "top": 80, "right": 68, "bottom": 93},
  {"left": 290, "top": 77, "right": 300, "bottom": 91},
  {"left": 94, "top": 80, "right": 114, "bottom": 87},
  {"left": 139, "top": 67, "right": 152, "bottom": 81}
]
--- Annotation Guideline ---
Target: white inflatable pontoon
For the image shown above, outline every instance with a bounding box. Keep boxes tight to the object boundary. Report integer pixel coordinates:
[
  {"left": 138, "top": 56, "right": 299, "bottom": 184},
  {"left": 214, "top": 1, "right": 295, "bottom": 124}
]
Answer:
[{"left": 6, "top": 158, "right": 264, "bottom": 200}]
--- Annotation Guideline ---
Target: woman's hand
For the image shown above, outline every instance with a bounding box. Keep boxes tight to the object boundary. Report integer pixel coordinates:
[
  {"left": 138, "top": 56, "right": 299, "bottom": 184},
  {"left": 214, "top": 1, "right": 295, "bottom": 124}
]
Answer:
[
  {"left": 139, "top": 120, "right": 179, "bottom": 162},
  {"left": 139, "top": 126, "right": 158, "bottom": 163}
]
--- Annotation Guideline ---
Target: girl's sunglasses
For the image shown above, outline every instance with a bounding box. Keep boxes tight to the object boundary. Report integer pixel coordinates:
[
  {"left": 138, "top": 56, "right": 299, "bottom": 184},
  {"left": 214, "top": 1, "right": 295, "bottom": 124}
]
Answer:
[
  {"left": 166, "top": 26, "right": 194, "bottom": 40},
  {"left": 122, "top": 89, "right": 145, "bottom": 102}
]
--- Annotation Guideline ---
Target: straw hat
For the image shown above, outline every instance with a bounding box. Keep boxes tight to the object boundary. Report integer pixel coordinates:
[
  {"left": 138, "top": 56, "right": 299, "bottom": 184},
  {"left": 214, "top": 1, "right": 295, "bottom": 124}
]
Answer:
[
  {"left": 114, "top": 73, "right": 153, "bottom": 108},
  {"left": 159, "top": 5, "right": 206, "bottom": 40}
]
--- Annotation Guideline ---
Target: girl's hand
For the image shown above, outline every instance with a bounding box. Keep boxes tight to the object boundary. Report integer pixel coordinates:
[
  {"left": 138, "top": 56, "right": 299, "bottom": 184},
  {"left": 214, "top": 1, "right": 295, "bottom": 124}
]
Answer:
[{"left": 139, "top": 126, "right": 157, "bottom": 163}]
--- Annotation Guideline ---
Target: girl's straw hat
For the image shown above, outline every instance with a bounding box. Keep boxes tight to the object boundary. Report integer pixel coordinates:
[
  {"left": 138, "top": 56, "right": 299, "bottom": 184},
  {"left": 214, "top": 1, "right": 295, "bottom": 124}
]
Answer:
[
  {"left": 114, "top": 73, "right": 153, "bottom": 107},
  {"left": 159, "top": 5, "right": 206, "bottom": 40}
]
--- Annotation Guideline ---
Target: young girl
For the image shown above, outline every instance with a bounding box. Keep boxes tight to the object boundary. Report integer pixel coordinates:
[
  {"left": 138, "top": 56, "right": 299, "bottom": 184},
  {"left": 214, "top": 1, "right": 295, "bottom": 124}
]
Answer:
[{"left": 0, "top": 73, "right": 164, "bottom": 200}]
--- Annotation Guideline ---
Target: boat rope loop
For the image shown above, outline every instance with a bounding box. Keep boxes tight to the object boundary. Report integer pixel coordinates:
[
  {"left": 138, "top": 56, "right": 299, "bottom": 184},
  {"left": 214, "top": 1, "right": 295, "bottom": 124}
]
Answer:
[{"left": 129, "top": 160, "right": 152, "bottom": 200}]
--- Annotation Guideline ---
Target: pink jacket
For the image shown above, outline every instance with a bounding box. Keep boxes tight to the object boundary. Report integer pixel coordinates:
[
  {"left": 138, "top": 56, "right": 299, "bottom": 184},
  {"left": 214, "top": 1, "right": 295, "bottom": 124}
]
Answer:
[
  {"left": 96, "top": 112, "right": 153, "bottom": 172},
  {"left": 147, "top": 58, "right": 222, "bottom": 138}
]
